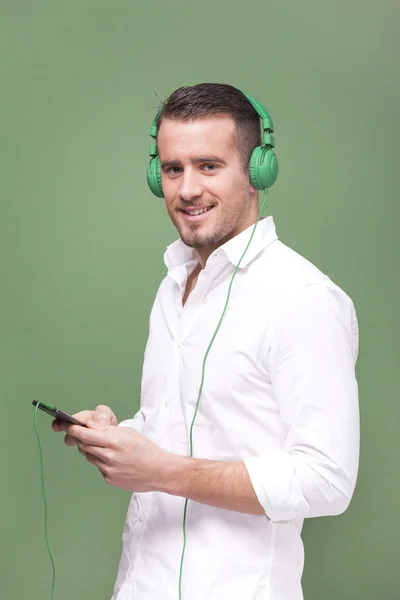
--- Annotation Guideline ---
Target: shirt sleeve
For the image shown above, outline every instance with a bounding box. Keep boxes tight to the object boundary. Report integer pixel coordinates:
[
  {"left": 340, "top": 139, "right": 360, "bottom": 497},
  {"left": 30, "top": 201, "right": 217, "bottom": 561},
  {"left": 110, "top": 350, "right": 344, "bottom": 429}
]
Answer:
[
  {"left": 244, "top": 281, "right": 360, "bottom": 523},
  {"left": 118, "top": 408, "right": 145, "bottom": 434}
]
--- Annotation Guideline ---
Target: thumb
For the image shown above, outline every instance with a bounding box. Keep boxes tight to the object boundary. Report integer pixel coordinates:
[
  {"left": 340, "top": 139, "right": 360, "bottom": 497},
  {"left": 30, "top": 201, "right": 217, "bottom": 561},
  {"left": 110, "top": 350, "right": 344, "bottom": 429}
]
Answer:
[
  {"left": 96, "top": 412, "right": 110, "bottom": 425},
  {"left": 92, "top": 404, "right": 117, "bottom": 426}
]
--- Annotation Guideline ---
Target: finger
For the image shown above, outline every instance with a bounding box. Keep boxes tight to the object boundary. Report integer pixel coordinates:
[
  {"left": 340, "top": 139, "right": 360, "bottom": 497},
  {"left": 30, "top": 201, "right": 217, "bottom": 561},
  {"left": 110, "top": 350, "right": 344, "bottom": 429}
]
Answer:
[
  {"left": 76, "top": 445, "right": 107, "bottom": 474},
  {"left": 93, "top": 405, "right": 118, "bottom": 427},
  {"left": 62, "top": 423, "right": 109, "bottom": 447},
  {"left": 52, "top": 419, "right": 62, "bottom": 432},
  {"left": 83, "top": 450, "right": 107, "bottom": 470},
  {"left": 77, "top": 442, "right": 109, "bottom": 460},
  {"left": 54, "top": 410, "right": 94, "bottom": 432},
  {"left": 70, "top": 410, "right": 96, "bottom": 425},
  {"left": 87, "top": 419, "right": 109, "bottom": 432},
  {"left": 64, "top": 434, "right": 78, "bottom": 447}
]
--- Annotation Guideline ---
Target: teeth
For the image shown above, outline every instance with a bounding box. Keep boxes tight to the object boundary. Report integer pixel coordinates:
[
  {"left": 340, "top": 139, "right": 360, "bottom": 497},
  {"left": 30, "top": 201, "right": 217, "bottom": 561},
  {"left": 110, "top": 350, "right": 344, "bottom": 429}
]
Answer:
[{"left": 186, "top": 207, "right": 210, "bottom": 216}]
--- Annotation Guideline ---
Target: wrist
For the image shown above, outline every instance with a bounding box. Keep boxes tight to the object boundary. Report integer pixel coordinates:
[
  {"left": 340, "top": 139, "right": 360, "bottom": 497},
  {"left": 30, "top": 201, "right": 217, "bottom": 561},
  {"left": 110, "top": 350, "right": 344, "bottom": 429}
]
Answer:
[{"left": 157, "top": 451, "right": 191, "bottom": 496}]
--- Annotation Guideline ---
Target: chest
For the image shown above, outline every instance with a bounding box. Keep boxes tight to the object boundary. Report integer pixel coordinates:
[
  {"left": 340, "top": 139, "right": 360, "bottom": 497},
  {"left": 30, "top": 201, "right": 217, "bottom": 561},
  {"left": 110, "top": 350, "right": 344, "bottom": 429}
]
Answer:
[{"left": 140, "top": 267, "right": 283, "bottom": 449}]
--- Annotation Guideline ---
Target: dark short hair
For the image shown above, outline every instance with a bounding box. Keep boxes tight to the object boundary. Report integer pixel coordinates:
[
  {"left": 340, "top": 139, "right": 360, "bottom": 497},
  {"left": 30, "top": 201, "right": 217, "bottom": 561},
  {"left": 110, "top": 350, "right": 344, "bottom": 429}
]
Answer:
[{"left": 156, "top": 83, "right": 261, "bottom": 172}]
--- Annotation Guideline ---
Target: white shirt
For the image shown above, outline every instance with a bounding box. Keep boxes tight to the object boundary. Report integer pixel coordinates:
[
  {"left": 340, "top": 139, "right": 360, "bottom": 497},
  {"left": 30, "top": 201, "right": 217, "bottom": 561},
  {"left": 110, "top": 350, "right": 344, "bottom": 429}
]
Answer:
[{"left": 112, "top": 216, "right": 360, "bottom": 600}]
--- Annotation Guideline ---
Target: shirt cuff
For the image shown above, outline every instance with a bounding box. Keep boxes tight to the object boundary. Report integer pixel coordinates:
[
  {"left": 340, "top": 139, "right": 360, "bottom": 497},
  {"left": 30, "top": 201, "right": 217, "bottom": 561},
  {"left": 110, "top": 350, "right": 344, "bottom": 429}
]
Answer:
[
  {"left": 244, "top": 453, "right": 310, "bottom": 522},
  {"left": 118, "top": 415, "right": 144, "bottom": 434}
]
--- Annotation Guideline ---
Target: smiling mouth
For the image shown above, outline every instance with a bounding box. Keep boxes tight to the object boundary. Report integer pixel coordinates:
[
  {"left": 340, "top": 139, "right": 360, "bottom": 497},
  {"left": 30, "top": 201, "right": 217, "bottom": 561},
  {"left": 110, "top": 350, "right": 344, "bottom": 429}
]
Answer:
[{"left": 180, "top": 205, "right": 214, "bottom": 216}]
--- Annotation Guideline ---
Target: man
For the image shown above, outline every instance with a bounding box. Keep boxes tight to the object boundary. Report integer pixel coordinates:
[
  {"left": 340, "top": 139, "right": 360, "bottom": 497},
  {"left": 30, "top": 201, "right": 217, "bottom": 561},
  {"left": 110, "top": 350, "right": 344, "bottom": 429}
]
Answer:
[{"left": 53, "top": 83, "right": 360, "bottom": 600}]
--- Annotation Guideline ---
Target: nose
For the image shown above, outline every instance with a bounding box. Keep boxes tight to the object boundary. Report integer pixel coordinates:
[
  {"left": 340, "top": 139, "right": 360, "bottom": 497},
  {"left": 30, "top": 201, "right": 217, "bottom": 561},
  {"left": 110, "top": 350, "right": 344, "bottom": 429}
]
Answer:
[{"left": 178, "top": 169, "right": 203, "bottom": 203}]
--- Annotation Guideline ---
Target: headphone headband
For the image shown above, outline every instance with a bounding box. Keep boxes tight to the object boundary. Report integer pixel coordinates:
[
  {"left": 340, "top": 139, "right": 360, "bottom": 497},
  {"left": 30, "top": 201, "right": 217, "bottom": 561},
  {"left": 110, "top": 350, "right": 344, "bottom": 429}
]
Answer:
[{"left": 242, "top": 92, "right": 275, "bottom": 148}]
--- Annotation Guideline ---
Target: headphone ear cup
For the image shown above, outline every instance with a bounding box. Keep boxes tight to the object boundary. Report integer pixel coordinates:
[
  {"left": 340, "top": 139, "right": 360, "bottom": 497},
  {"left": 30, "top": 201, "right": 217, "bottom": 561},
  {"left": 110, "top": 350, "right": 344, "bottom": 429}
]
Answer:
[
  {"left": 249, "top": 146, "right": 279, "bottom": 190},
  {"left": 147, "top": 156, "right": 164, "bottom": 198}
]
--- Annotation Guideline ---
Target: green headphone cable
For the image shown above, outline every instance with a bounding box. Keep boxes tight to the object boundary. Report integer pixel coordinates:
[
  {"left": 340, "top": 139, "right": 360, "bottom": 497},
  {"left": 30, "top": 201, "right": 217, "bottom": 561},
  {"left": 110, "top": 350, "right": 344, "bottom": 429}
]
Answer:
[
  {"left": 178, "top": 189, "right": 269, "bottom": 600},
  {"left": 34, "top": 401, "right": 56, "bottom": 600}
]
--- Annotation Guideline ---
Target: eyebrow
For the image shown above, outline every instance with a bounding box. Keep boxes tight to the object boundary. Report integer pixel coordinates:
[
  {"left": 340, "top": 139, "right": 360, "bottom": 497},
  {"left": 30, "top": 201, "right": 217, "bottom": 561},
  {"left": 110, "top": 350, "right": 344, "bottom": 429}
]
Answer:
[{"left": 160, "top": 156, "right": 227, "bottom": 169}]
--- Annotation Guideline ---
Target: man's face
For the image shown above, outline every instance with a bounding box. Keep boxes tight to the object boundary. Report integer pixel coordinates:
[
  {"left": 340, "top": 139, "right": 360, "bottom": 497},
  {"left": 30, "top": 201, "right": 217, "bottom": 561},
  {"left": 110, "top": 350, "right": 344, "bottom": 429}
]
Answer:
[{"left": 157, "top": 116, "right": 258, "bottom": 258}]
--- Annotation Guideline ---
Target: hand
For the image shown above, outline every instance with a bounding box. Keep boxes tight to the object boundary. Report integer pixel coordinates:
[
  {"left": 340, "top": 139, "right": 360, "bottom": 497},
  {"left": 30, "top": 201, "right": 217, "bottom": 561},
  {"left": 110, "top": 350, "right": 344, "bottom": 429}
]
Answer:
[
  {"left": 59, "top": 422, "right": 171, "bottom": 493},
  {"left": 52, "top": 404, "right": 118, "bottom": 447}
]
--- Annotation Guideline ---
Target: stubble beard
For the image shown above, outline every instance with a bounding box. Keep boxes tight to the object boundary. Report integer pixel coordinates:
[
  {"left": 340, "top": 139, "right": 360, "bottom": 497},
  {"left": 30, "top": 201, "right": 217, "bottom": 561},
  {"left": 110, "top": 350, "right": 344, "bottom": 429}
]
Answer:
[
  {"left": 179, "top": 219, "right": 226, "bottom": 249},
  {"left": 178, "top": 193, "right": 254, "bottom": 249}
]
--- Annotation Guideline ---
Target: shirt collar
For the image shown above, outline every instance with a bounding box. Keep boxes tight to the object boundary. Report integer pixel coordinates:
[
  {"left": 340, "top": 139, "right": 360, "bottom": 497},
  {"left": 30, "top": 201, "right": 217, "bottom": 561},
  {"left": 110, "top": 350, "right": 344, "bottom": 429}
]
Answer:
[{"left": 164, "top": 216, "right": 278, "bottom": 273}]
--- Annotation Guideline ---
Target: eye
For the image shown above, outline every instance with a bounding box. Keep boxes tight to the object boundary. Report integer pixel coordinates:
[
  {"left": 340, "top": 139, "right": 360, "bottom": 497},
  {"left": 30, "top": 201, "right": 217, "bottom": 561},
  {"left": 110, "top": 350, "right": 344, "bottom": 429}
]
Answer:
[
  {"left": 202, "top": 164, "right": 217, "bottom": 172},
  {"left": 167, "top": 166, "right": 182, "bottom": 177}
]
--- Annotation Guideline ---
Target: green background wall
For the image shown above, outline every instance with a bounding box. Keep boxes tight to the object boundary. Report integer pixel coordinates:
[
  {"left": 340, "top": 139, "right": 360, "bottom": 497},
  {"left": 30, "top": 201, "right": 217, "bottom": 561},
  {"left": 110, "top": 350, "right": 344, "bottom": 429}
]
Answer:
[{"left": 1, "top": 1, "right": 399, "bottom": 598}]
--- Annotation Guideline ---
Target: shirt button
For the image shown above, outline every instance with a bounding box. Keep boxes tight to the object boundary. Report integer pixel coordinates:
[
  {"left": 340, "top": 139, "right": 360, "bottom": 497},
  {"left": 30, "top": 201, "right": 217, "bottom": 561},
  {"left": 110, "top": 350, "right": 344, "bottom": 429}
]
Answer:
[{"left": 165, "top": 400, "right": 170, "bottom": 407}]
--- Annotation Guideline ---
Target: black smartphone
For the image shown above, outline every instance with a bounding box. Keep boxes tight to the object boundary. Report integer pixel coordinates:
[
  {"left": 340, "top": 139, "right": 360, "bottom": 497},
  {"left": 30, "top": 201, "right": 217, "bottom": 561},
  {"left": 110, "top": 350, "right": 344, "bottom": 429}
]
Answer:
[{"left": 32, "top": 400, "right": 87, "bottom": 427}]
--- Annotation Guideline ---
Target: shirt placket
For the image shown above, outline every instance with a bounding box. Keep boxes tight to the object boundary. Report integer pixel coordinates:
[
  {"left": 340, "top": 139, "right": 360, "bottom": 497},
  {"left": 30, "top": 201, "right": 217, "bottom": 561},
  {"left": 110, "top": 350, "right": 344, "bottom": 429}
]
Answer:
[{"left": 157, "top": 266, "right": 219, "bottom": 447}]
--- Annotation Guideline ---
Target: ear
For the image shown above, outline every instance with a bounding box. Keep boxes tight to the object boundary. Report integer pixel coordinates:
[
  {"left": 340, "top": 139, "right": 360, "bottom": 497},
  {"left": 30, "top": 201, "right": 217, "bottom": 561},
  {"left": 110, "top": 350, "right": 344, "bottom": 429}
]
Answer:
[{"left": 249, "top": 182, "right": 258, "bottom": 195}]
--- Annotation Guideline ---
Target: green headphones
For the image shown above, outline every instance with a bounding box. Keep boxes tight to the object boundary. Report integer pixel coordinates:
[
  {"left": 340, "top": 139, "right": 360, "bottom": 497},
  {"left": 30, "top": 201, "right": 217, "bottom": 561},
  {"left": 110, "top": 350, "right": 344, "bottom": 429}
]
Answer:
[{"left": 146, "top": 91, "right": 279, "bottom": 198}]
